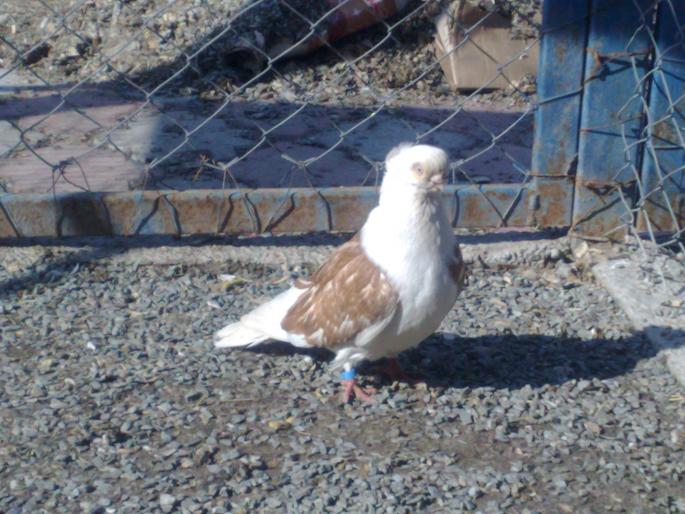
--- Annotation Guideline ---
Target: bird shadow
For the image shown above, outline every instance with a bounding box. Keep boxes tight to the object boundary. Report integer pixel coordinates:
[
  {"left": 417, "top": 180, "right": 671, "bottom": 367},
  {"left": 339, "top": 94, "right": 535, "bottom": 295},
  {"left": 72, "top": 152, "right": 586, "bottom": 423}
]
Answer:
[
  {"left": 245, "top": 341, "right": 335, "bottom": 362},
  {"left": 245, "top": 327, "right": 684, "bottom": 391},
  {"left": 401, "top": 329, "right": 683, "bottom": 390}
]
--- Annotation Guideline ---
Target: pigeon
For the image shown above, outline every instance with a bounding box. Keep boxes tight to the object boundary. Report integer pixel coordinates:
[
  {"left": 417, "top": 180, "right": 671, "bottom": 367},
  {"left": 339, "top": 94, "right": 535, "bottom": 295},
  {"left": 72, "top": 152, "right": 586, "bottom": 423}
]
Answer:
[{"left": 214, "top": 143, "right": 466, "bottom": 403}]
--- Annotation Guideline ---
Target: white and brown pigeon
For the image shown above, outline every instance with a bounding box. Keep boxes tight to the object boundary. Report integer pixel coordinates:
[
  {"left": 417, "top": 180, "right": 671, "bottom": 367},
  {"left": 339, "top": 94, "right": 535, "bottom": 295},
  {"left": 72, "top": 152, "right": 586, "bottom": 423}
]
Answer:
[{"left": 214, "top": 143, "right": 466, "bottom": 403}]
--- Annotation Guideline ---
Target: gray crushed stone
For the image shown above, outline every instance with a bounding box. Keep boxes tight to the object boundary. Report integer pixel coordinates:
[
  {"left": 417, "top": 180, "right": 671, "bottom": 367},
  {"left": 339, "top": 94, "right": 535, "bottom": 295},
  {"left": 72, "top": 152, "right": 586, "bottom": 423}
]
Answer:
[
  {"left": 0, "top": 232, "right": 571, "bottom": 274},
  {"left": 0, "top": 244, "right": 684, "bottom": 513}
]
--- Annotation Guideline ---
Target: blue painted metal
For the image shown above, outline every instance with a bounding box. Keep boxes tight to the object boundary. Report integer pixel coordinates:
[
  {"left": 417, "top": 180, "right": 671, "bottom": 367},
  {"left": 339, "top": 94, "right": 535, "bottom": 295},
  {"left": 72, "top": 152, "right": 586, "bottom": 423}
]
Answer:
[
  {"left": 0, "top": 181, "right": 573, "bottom": 239},
  {"left": 532, "top": 0, "right": 590, "bottom": 178},
  {"left": 573, "top": 0, "right": 656, "bottom": 238},
  {"left": 638, "top": 1, "right": 685, "bottom": 235},
  {"left": 531, "top": 0, "right": 591, "bottom": 229}
]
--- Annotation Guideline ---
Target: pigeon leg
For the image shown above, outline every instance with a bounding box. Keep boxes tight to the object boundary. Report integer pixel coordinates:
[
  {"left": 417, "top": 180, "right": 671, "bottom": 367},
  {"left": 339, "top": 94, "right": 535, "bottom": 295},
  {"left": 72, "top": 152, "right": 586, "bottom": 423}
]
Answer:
[
  {"left": 375, "top": 357, "right": 421, "bottom": 384},
  {"left": 340, "top": 368, "right": 376, "bottom": 404}
]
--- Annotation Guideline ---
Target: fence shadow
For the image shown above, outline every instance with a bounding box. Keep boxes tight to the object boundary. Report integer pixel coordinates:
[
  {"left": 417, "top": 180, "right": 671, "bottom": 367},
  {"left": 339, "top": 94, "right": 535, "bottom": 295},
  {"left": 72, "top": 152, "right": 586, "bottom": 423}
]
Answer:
[
  {"left": 404, "top": 329, "right": 683, "bottom": 390},
  {"left": 0, "top": 0, "right": 539, "bottom": 196},
  {"left": 0, "top": 84, "right": 534, "bottom": 194}
]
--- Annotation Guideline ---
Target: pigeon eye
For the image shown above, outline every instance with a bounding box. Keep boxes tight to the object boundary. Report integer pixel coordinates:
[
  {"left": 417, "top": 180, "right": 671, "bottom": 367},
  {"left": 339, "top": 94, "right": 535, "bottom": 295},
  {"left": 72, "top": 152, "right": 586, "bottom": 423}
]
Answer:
[{"left": 412, "top": 163, "right": 424, "bottom": 176}]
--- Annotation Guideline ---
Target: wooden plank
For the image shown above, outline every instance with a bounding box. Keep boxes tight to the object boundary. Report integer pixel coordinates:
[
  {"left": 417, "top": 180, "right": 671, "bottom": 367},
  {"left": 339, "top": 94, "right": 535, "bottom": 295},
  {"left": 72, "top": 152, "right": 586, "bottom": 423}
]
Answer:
[
  {"left": 572, "top": 0, "right": 656, "bottom": 238},
  {"left": 638, "top": 1, "right": 685, "bottom": 235}
]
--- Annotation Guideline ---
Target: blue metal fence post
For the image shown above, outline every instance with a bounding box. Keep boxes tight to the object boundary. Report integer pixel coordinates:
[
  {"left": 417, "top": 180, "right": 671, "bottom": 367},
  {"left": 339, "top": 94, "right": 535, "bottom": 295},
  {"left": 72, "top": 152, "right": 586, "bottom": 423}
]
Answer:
[
  {"left": 531, "top": 0, "right": 591, "bottom": 228},
  {"left": 572, "top": 0, "right": 657, "bottom": 239},
  {"left": 638, "top": 1, "right": 685, "bottom": 237}
]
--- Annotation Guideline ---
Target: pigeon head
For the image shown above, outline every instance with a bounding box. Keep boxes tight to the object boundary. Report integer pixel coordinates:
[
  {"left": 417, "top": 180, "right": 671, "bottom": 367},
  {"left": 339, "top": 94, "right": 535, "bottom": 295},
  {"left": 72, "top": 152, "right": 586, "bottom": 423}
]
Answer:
[{"left": 382, "top": 143, "right": 449, "bottom": 196}]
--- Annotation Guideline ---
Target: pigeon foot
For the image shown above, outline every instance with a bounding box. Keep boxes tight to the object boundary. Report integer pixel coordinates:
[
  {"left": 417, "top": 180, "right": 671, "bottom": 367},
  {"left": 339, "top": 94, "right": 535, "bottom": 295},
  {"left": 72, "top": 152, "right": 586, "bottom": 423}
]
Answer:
[
  {"left": 340, "top": 368, "right": 376, "bottom": 404},
  {"left": 374, "top": 357, "right": 421, "bottom": 384},
  {"left": 341, "top": 379, "right": 377, "bottom": 404}
]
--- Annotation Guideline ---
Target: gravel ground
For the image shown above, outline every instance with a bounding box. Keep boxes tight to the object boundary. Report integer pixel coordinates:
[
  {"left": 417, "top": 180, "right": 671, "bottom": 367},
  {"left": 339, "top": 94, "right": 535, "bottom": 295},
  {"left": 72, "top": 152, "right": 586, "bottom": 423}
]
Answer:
[
  {"left": 1, "top": 242, "right": 684, "bottom": 513},
  {"left": 0, "top": 0, "right": 538, "bottom": 106}
]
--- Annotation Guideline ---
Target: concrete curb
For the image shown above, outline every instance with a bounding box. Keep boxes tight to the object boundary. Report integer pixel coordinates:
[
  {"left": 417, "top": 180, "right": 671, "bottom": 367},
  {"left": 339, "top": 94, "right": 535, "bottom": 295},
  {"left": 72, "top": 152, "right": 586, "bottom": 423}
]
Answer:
[{"left": 593, "top": 258, "right": 685, "bottom": 388}]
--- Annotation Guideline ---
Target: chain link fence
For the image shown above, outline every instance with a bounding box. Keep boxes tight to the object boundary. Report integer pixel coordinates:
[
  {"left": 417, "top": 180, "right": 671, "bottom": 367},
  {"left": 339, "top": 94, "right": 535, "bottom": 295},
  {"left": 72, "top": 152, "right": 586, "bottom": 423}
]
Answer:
[
  {"left": 626, "top": 0, "right": 685, "bottom": 253},
  {"left": 562, "top": 0, "right": 685, "bottom": 255},
  {"left": 0, "top": 0, "right": 683, "bottom": 252}
]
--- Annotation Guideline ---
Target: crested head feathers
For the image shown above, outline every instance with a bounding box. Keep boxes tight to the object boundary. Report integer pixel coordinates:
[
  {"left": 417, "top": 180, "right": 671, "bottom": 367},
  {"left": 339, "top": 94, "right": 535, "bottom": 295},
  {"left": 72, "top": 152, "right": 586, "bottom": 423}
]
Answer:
[{"left": 382, "top": 143, "right": 450, "bottom": 196}]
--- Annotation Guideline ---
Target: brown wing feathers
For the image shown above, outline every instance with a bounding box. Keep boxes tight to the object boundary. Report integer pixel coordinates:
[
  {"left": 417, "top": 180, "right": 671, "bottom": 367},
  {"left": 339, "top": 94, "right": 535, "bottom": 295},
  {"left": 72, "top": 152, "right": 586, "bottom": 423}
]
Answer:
[
  {"left": 448, "top": 243, "right": 466, "bottom": 288},
  {"left": 281, "top": 235, "right": 398, "bottom": 349}
]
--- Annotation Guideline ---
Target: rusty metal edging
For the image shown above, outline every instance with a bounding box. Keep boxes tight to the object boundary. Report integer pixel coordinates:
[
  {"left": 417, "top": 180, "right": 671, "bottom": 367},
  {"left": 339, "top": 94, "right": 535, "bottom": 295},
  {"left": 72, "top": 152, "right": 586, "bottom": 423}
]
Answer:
[{"left": 0, "top": 180, "right": 572, "bottom": 239}]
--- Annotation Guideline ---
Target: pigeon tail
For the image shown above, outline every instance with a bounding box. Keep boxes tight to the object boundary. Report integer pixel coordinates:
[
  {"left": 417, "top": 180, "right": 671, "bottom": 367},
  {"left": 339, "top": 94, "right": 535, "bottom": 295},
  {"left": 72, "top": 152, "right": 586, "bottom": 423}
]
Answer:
[
  {"left": 214, "top": 286, "right": 311, "bottom": 349},
  {"left": 214, "top": 321, "right": 271, "bottom": 348},
  {"left": 213, "top": 322, "right": 269, "bottom": 348}
]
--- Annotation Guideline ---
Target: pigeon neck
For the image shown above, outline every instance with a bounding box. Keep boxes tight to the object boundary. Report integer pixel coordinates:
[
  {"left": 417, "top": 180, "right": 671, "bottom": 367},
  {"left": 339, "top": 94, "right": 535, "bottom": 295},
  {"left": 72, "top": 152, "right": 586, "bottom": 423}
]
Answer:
[{"left": 378, "top": 182, "right": 436, "bottom": 212}]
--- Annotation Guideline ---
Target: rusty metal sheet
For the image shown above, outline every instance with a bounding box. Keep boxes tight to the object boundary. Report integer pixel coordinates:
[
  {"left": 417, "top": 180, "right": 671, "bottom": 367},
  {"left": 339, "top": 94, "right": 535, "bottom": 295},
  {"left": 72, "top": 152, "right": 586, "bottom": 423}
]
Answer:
[
  {"left": 164, "top": 191, "right": 230, "bottom": 235},
  {"left": 638, "top": 191, "right": 685, "bottom": 235},
  {"left": 0, "top": 194, "right": 59, "bottom": 237},
  {"left": 534, "top": 177, "right": 576, "bottom": 227},
  {"left": 452, "top": 188, "right": 517, "bottom": 228},
  {"left": 57, "top": 193, "right": 112, "bottom": 237},
  {"left": 103, "top": 192, "right": 177, "bottom": 236},
  {"left": 571, "top": 177, "right": 639, "bottom": 239},
  {"left": 325, "top": 188, "right": 379, "bottom": 233},
  {"left": 0, "top": 203, "right": 19, "bottom": 238},
  {"left": 0, "top": 181, "right": 573, "bottom": 240},
  {"left": 242, "top": 189, "right": 328, "bottom": 234},
  {"left": 450, "top": 178, "right": 573, "bottom": 228}
]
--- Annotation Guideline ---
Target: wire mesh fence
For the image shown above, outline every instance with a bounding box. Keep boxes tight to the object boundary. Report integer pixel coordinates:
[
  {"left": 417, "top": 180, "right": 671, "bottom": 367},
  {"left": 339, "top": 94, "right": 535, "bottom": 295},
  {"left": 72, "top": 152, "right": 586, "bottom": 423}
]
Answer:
[
  {"left": 563, "top": 0, "right": 685, "bottom": 255},
  {"left": 0, "top": 0, "right": 682, "bottom": 252},
  {"left": 627, "top": 0, "right": 685, "bottom": 253}
]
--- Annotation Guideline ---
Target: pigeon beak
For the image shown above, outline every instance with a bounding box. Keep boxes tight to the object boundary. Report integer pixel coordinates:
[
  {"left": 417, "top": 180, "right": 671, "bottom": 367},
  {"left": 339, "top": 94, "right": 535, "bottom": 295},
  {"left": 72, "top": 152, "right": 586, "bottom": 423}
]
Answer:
[{"left": 428, "top": 174, "right": 444, "bottom": 191}]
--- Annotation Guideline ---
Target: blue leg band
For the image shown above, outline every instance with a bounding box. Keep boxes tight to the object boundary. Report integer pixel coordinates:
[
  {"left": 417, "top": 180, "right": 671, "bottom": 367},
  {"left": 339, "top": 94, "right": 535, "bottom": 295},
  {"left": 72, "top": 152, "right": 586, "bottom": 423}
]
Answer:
[{"left": 341, "top": 368, "right": 356, "bottom": 381}]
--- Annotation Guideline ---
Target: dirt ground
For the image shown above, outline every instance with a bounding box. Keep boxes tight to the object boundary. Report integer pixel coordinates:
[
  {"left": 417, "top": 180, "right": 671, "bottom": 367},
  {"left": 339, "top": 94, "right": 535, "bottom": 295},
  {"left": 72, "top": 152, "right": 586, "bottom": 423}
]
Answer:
[{"left": 1, "top": 0, "right": 540, "bottom": 193}]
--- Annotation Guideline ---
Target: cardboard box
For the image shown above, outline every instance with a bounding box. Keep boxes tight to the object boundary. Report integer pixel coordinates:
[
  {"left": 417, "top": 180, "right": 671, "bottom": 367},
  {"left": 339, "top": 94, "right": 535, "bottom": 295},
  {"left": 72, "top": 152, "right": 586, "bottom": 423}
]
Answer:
[{"left": 434, "top": 1, "right": 539, "bottom": 91}]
